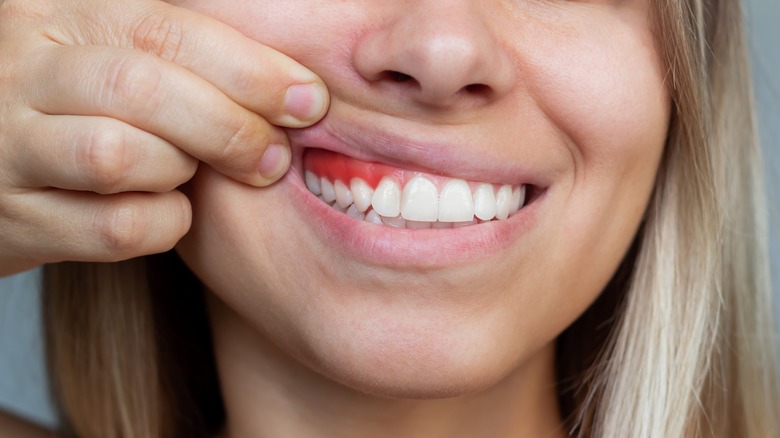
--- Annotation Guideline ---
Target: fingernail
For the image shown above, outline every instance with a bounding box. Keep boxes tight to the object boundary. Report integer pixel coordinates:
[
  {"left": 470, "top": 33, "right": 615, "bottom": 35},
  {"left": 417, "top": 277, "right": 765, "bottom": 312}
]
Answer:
[
  {"left": 258, "top": 144, "right": 290, "bottom": 181},
  {"left": 284, "top": 83, "right": 328, "bottom": 124}
]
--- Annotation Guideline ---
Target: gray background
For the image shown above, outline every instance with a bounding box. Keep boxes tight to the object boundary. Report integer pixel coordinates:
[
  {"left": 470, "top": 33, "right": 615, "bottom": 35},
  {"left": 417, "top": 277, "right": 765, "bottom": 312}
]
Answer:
[{"left": 1, "top": 0, "right": 779, "bottom": 428}]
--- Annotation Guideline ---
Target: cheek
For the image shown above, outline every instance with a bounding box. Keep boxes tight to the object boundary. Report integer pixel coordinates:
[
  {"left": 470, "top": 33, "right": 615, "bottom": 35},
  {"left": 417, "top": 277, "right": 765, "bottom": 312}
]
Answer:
[
  {"left": 524, "top": 17, "right": 669, "bottom": 164},
  {"left": 514, "top": 11, "right": 670, "bottom": 314},
  {"left": 178, "top": 0, "right": 366, "bottom": 69}
]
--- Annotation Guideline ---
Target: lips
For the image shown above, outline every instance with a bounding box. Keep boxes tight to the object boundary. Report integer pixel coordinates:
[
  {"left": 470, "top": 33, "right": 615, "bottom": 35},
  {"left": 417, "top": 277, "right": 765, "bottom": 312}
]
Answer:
[
  {"left": 288, "top": 115, "right": 552, "bottom": 189},
  {"left": 282, "top": 118, "right": 547, "bottom": 267}
]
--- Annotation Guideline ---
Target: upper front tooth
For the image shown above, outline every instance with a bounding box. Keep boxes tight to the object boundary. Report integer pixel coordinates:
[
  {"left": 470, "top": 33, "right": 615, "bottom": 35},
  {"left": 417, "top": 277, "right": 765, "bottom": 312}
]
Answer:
[
  {"left": 495, "top": 185, "right": 512, "bottom": 220},
  {"left": 371, "top": 177, "right": 401, "bottom": 217},
  {"left": 350, "top": 178, "right": 374, "bottom": 212},
  {"left": 438, "top": 179, "right": 474, "bottom": 222},
  {"left": 320, "top": 177, "right": 336, "bottom": 203},
  {"left": 401, "top": 176, "right": 438, "bottom": 221},
  {"left": 473, "top": 183, "right": 497, "bottom": 221},
  {"left": 305, "top": 171, "right": 321, "bottom": 195},
  {"left": 334, "top": 180, "right": 353, "bottom": 208}
]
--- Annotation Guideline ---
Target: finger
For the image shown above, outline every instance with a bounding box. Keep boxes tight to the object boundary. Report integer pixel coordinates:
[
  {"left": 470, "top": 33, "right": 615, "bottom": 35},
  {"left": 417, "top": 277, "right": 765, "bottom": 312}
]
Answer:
[
  {"left": 49, "top": 0, "right": 330, "bottom": 127},
  {"left": 32, "top": 45, "right": 289, "bottom": 187},
  {"left": 11, "top": 114, "right": 198, "bottom": 194},
  {"left": 10, "top": 189, "right": 192, "bottom": 263}
]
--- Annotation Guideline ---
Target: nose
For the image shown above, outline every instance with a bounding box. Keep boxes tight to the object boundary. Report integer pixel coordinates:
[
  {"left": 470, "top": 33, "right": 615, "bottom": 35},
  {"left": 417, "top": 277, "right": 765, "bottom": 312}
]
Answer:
[{"left": 353, "top": 1, "right": 516, "bottom": 109}]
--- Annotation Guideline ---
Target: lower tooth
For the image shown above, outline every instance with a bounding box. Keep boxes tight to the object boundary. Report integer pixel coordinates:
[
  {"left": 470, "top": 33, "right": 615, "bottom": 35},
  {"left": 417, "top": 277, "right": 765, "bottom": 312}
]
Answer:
[
  {"left": 453, "top": 219, "right": 477, "bottom": 227},
  {"left": 432, "top": 221, "right": 452, "bottom": 229},
  {"left": 406, "top": 220, "right": 432, "bottom": 230},
  {"left": 382, "top": 215, "right": 406, "bottom": 228},
  {"left": 365, "top": 210, "right": 383, "bottom": 225},
  {"left": 346, "top": 204, "right": 365, "bottom": 220}
]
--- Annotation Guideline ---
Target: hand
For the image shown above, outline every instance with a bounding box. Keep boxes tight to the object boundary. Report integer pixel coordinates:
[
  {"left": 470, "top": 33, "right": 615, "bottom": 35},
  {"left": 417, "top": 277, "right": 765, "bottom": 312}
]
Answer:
[{"left": 0, "top": 0, "right": 329, "bottom": 276}]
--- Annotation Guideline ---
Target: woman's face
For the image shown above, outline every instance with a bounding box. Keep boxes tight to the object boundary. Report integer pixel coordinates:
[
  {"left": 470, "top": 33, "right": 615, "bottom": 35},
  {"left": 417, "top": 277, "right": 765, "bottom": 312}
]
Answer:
[{"left": 176, "top": 0, "right": 669, "bottom": 397}]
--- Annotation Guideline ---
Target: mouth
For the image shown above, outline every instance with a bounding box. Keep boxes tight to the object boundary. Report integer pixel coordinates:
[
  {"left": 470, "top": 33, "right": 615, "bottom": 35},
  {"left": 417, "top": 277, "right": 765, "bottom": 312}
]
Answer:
[
  {"left": 303, "top": 148, "right": 541, "bottom": 229},
  {"left": 282, "top": 118, "right": 548, "bottom": 267}
]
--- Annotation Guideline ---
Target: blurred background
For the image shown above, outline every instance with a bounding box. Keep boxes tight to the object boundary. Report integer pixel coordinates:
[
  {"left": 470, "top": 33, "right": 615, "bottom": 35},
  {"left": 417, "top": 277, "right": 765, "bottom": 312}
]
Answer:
[{"left": 1, "top": 0, "right": 779, "bottom": 428}]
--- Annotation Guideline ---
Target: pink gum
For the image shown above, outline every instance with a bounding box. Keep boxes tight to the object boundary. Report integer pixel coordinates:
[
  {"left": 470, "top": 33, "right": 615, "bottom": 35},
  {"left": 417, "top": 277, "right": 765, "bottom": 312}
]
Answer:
[{"left": 303, "top": 149, "right": 516, "bottom": 192}]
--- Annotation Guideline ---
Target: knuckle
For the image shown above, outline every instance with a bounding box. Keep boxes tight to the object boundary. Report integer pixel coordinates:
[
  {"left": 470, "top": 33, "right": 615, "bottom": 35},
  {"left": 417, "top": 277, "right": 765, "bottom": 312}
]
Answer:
[
  {"left": 130, "top": 11, "right": 186, "bottom": 63},
  {"left": 104, "top": 54, "right": 164, "bottom": 115},
  {"left": 230, "top": 64, "right": 271, "bottom": 101},
  {"left": 94, "top": 198, "right": 147, "bottom": 258},
  {"left": 0, "top": 0, "right": 49, "bottom": 24},
  {"left": 80, "top": 125, "right": 128, "bottom": 193},
  {"left": 0, "top": 0, "right": 50, "bottom": 79},
  {"left": 218, "top": 115, "right": 263, "bottom": 166}
]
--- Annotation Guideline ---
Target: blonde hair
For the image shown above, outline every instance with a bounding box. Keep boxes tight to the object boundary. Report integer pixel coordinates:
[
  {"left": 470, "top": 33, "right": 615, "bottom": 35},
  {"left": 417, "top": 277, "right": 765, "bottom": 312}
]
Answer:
[{"left": 42, "top": 0, "right": 779, "bottom": 436}]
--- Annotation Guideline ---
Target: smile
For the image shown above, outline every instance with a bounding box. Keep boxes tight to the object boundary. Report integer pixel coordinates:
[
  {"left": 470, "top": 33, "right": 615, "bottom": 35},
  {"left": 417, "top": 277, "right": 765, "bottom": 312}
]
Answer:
[
  {"left": 283, "top": 120, "right": 547, "bottom": 267},
  {"left": 303, "top": 149, "right": 528, "bottom": 229}
]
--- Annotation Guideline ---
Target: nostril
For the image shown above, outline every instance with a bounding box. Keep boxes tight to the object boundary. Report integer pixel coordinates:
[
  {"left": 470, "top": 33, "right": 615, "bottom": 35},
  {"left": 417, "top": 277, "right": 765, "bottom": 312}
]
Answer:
[
  {"left": 385, "top": 70, "right": 415, "bottom": 83},
  {"left": 463, "top": 83, "right": 491, "bottom": 95},
  {"left": 375, "top": 71, "right": 493, "bottom": 104}
]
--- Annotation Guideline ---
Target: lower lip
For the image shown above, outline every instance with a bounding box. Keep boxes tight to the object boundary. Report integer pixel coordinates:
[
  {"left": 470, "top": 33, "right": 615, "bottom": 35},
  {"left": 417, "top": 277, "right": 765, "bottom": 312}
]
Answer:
[{"left": 282, "top": 168, "right": 543, "bottom": 269}]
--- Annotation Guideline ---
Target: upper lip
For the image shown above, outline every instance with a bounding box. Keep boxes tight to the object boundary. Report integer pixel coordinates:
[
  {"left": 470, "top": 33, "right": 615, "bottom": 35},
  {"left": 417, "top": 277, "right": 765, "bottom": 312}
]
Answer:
[{"left": 286, "top": 113, "right": 552, "bottom": 188}]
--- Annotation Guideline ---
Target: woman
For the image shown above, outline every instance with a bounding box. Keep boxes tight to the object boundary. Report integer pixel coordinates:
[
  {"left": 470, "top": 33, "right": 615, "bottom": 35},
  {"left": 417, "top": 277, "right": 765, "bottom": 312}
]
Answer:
[{"left": 0, "top": 0, "right": 777, "bottom": 436}]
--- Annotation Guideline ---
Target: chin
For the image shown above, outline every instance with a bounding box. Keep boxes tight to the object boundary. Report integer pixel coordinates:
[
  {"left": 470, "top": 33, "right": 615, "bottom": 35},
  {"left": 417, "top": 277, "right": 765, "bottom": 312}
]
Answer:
[{"left": 269, "top": 287, "right": 546, "bottom": 400}]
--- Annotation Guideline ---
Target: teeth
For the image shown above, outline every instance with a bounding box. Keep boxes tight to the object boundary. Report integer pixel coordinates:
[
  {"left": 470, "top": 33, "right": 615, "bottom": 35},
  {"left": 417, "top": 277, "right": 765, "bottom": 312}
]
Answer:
[
  {"left": 401, "top": 176, "right": 438, "bottom": 221},
  {"left": 495, "top": 185, "right": 512, "bottom": 220},
  {"left": 334, "top": 180, "right": 353, "bottom": 209},
  {"left": 438, "top": 179, "right": 474, "bottom": 222},
  {"left": 371, "top": 177, "right": 401, "bottom": 217},
  {"left": 350, "top": 178, "right": 374, "bottom": 212},
  {"left": 453, "top": 219, "right": 478, "bottom": 227},
  {"left": 346, "top": 204, "right": 365, "bottom": 220},
  {"left": 406, "top": 220, "right": 432, "bottom": 229},
  {"left": 365, "top": 210, "right": 383, "bottom": 225},
  {"left": 307, "top": 172, "right": 530, "bottom": 229},
  {"left": 305, "top": 171, "right": 321, "bottom": 195},
  {"left": 320, "top": 178, "right": 336, "bottom": 203},
  {"left": 509, "top": 185, "right": 525, "bottom": 215},
  {"left": 381, "top": 215, "right": 406, "bottom": 228},
  {"left": 473, "top": 183, "right": 497, "bottom": 221}
]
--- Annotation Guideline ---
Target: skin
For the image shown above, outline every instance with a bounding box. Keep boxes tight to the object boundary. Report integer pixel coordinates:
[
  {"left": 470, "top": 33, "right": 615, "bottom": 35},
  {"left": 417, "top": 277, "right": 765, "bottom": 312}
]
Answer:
[
  {"left": 0, "top": 0, "right": 668, "bottom": 435},
  {"left": 172, "top": 0, "right": 671, "bottom": 437},
  {"left": 0, "top": 0, "right": 328, "bottom": 276}
]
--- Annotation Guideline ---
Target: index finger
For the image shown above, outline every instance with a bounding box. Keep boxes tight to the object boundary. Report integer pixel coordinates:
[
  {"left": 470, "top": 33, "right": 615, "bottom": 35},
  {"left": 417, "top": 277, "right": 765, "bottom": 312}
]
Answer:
[{"left": 51, "top": 0, "right": 330, "bottom": 127}]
